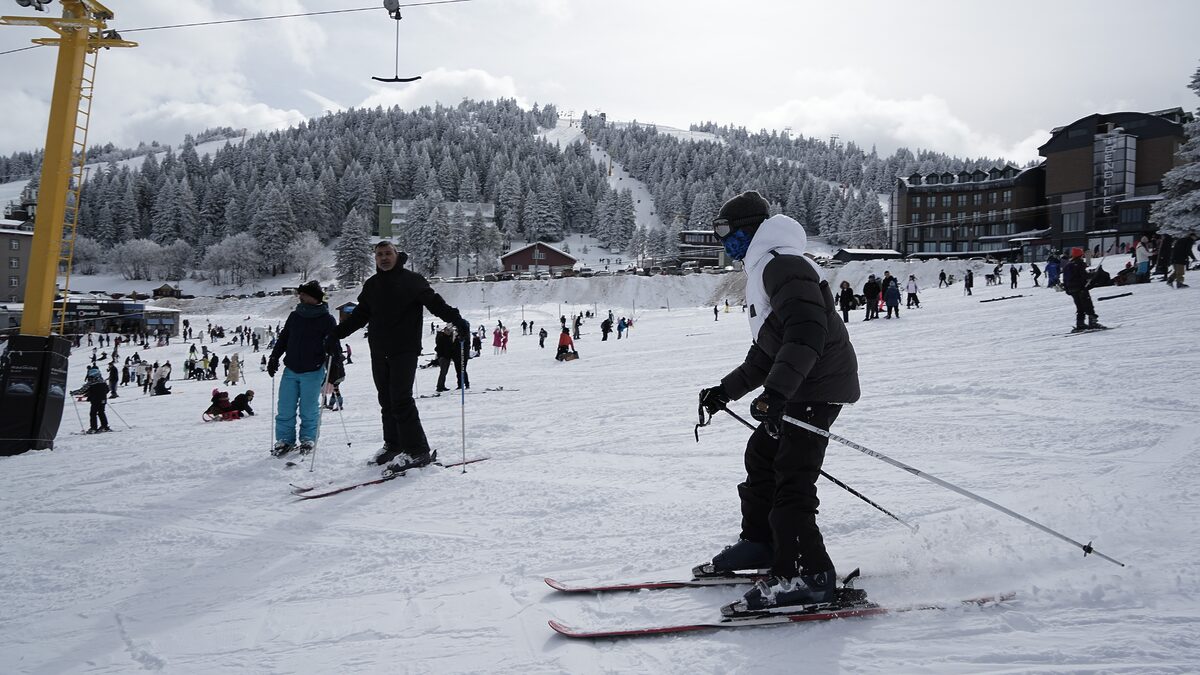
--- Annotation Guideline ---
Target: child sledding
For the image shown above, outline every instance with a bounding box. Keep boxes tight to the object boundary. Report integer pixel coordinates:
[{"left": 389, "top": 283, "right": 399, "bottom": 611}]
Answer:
[{"left": 203, "top": 388, "right": 255, "bottom": 421}]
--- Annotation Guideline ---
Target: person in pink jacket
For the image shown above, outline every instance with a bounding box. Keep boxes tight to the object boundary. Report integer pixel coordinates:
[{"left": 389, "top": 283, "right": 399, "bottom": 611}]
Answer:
[
  {"left": 492, "top": 327, "right": 502, "bottom": 354},
  {"left": 500, "top": 328, "right": 509, "bottom": 353}
]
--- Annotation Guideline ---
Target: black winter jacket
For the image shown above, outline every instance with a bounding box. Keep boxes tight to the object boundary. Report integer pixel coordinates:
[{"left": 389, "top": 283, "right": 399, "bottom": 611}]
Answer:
[
  {"left": 1063, "top": 258, "right": 1090, "bottom": 292},
  {"left": 837, "top": 288, "right": 856, "bottom": 311},
  {"left": 334, "top": 266, "right": 464, "bottom": 357},
  {"left": 721, "top": 253, "right": 860, "bottom": 404},
  {"left": 1171, "top": 235, "right": 1197, "bottom": 265},
  {"left": 271, "top": 302, "right": 340, "bottom": 374},
  {"left": 85, "top": 380, "right": 109, "bottom": 405},
  {"left": 862, "top": 279, "right": 880, "bottom": 300}
]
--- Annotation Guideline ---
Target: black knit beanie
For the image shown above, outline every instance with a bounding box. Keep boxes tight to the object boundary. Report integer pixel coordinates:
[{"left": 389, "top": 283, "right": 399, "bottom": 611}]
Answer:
[
  {"left": 717, "top": 191, "right": 770, "bottom": 228},
  {"left": 297, "top": 280, "right": 325, "bottom": 301}
]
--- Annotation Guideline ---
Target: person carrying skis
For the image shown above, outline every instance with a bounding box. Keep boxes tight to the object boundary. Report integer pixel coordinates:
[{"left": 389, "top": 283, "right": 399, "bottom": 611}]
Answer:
[
  {"left": 1062, "top": 247, "right": 1105, "bottom": 332},
  {"left": 697, "top": 191, "right": 861, "bottom": 615},
  {"left": 268, "top": 280, "right": 344, "bottom": 457},
  {"left": 331, "top": 242, "right": 469, "bottom": 473}
]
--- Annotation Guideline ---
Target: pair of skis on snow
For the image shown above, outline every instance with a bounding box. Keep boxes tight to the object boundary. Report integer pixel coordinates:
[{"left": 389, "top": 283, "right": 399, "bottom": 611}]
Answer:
[
  {"left": 288, "top": 457, "right": 489, "bottom": 500},
  {"left": 544, "top": 568, "right": 1015, "bottom": 639}
]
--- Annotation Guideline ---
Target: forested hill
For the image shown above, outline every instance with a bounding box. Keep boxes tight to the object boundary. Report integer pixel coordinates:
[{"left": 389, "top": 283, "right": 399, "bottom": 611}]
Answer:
[{"left": 66, "top": 99, "right": 618, "bottom": 283}]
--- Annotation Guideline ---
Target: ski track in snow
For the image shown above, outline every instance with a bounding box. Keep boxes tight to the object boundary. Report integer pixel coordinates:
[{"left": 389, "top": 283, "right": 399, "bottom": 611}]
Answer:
[{"left": 3, "top": 270, "right": 1200, "bottom": 673}]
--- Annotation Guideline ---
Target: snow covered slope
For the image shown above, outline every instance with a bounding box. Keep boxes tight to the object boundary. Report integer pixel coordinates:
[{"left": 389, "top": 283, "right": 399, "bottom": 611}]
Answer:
[{"left": 2, "top": 274, "right": 1199, "bottom": 673}]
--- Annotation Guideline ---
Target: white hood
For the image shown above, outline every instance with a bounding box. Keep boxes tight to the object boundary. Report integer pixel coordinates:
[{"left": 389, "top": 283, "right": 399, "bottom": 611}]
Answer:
[{"left": 742, "top": 214, "right": 823, "bottom": 341}]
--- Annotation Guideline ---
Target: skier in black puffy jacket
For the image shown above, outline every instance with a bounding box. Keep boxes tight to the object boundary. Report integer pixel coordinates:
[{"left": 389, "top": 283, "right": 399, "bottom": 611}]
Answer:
[
  {"left": 697, "top": 191, "right": 861, "bottom": 616},
  {"left": 84, "top": 374, "right": 111, "bottom": 433}
]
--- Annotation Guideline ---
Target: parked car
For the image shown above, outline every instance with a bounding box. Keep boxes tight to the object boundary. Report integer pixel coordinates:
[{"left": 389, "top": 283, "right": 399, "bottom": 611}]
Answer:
[
  {"left": 517, "top": 272, "right": 535, "bottom": 281},
  {"left": 592, "top": 270, "right": 613, "bottom": 277},
  {"left": 577, "top": 267, "right": 595, "bottom": 278}
]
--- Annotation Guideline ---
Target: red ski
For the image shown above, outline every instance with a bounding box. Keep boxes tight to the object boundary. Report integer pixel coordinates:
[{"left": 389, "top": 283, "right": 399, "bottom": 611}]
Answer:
[
  {"left": 544, "top": 572, "right": 766, "bottom": 593},
  {"left": 548, "top": 592, "right": 1015, "bottom": 639},
  {"left": 290, "top": 457, "right": 489, "bottom": 500}
]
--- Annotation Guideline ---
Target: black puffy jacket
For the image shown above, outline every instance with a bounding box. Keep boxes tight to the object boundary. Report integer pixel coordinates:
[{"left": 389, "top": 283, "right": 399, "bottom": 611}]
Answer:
[
  {"left": 721, "top": 253, "right": 860, "bottom": 404},
  {"left": 334, "top": 266, "right": 465, "bottom": 357}
]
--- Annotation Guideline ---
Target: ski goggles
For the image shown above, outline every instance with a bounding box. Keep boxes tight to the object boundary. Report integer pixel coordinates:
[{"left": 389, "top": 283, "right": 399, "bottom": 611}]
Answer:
[{"left": 712, "top": 218, "right": 736, "bottom": 239}]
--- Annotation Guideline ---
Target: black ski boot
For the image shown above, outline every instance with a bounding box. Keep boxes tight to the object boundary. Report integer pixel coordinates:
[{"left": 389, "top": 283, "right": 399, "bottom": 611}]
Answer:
[
  {"left": 372, "top": 444, "right": 399, "bottom": 466},
  {"left": 721, "top": 569, "right": 858, "bottom": 616},
  {"left": 272, "top": 441, "right": 294, "bottom": 457},
  {"left": 383, "top": 449, "right": 436, "bottom": 476},
  {"left": 692, "top": 539, "right": 773, "bottom": 578},
  {"left": 296, "top": 440, "right": 315, "bottom": 456}
]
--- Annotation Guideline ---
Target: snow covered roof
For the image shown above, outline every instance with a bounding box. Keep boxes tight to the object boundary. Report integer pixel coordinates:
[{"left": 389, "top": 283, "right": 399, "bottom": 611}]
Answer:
[
  {"left": 500, "top": 241, "right": 576, "bottom": 262},
  {"left": 838, "top": 248, "right": 903, "bottom": 255},
  {"left": 0, "top": 218, "right": 33, "bottom": 234}
]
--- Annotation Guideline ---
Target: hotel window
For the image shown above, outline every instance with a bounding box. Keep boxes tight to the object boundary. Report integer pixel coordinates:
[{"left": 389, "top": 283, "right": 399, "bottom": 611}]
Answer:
[
  {"left": 1119, "top": 208, "right": 1145, "bottom": 224},
  {"left": 8, "top": 275, "right": 18, "bottom": 288},
  {"left": 927, "top": 196, "right": 937, "bottom": 208},
  {"left": 1003, "top": 209, "right": 1011, "bottom": 222},
  {"left": 8, "top": 239, "right": 18, "bottom": 251},
  {"left": 1003, "top": 190, "right": 1012, "bottom": 203},
  {"left": 923, "top": 227, "right": 933, "bottom": 239},
  {"left": 1063, "top": 212, "right": 1084, "bottom": 232},
  {"left": 942, "top": 226, "right": 952, "bottom": 238},
  {"left": 973, "top": 194, "right": 983, "bottom": 206},
  {"left": 988, "top": 192, "right": 998, "bottom": 204},
  {"left": 942, "top": 195, "right": 952, "bottom": 207},
  {"left": 957, "top": 195, "right": 967, "bottom": 207},
  {"left": 957, "top": 212, "right": 967, "bottom": 224},
  {"left": 910, "top": 196, "right": 921, "bottom": 209},
  {"left": 988, "top": 210, "right": 996, "bottom": 222},
  {"left": 973, "top": 212, "right": 981, "bottom": 222},
  {"left": 8, "top": 257, "right": 18, "bottom": 269},
  {"left": 910, "top": 213, "right": 921, "bottom": 224}
]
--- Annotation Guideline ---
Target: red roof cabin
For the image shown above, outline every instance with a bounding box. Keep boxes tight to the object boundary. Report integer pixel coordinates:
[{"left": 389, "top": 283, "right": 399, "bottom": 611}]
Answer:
[{"left": 500, "top": 242, "right": 577, "bottom": 275}]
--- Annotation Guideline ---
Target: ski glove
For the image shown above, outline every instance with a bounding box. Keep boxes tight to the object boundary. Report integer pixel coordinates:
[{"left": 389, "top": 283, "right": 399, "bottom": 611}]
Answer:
[
  {"left": 699, "top": 385, "right": 730, "bottom": 415},
  {"left": 453, "top": 317, "right": 472, "bottom": 340},
  {"left": 750, "top": 389, "right": 786, "bottom": 437},
  {"left": 267, "top": 356, "right": 279, "bottom": 377}
]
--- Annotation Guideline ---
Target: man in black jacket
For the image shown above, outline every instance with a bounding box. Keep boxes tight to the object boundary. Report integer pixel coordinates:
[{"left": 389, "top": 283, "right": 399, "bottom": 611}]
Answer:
[
  {"left": 696, "top": 191, "right": 861, "bottom": 616},
  {"left": 434, "top": 325, "right": 454, "bottom": 392},
  {"left": 82, "top": 373, "right": 111, "bottom": 433},
  {"left": 333, "top": 241, "right": 471, "bottom": 473},
  {"left": 861, "top": 275, "right": 880, "bottom": 321},
  {"left": 1166, "top": 233, "right": 1196, "bottom": 288}
]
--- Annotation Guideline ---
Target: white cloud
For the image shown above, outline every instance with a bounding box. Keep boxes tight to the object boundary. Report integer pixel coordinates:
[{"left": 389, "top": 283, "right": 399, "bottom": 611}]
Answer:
[
  {"left": 751, "top": 88, "right": 1046, "bottom": 163},
  {"left": 122, "top": 100, "right": 307, "bottom": 147},
  {"left": 358, "top": 67, "right": 527, "bottom": 111}
]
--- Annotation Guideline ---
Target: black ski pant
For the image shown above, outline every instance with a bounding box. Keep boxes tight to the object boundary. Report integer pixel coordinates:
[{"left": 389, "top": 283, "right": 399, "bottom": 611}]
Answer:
[
  {"left": 370, "top": 352, "right": 430, "bottom": 453},
  {"left": 906, "top": 293, "right": 920, "bottom": 308},
  {"left": 89, "top": 402, "right": 108, "bottom": 430},
  {"left": 1069, "top": 290, "right": 1096, "bottom": 326},
  {"left": 739, "top": 402, "right": 841, "bottom": 578},
  {"left": 435, "top": 356, "right": 452, "bottom": 390}
]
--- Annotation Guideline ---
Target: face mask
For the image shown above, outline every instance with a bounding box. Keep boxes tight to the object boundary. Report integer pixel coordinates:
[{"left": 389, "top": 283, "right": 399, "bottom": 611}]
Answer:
[{"left": 722, "top": 229, "right": 753, "bottom": 261}]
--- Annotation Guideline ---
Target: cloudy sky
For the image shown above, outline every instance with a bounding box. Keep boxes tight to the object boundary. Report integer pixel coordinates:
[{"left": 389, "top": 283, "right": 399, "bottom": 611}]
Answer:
[{"left": 1, "top": 0, "right": 1197, "bottom": 162}]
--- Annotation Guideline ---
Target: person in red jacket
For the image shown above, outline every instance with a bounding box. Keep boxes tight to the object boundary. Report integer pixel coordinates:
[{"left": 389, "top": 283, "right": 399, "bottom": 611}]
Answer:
[{"left": 555, "top": 327, "right": 577, "bottom": 361}]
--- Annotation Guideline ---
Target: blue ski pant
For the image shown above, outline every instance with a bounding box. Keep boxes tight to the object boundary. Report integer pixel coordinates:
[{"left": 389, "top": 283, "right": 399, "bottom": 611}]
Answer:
[{"left": 275, "top": 366, "right": 325, "bottom": 444}]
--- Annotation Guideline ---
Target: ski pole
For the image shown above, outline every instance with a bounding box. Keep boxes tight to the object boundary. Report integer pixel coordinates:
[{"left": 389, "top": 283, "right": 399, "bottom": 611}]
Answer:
[
  {"left": 310, "top": 357, "right": 335, "bottom": 473},
  {"left": 719, "top": 407, "right": 917, "bottom": 533},
  {"left": 270, "top": 371, "right": 276, "bottom": 456},
  {"left": 106, "top": 403, "right": 132, "bottom": 429},
  {"left": 781, "top": 413, "right": 1126, "bottom": 567},
  {"left": 459, "top": 338, "right": 467, "bottom": 474}
]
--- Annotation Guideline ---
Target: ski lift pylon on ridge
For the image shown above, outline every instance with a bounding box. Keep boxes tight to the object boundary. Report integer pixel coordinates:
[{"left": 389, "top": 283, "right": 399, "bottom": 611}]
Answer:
[{"left": 374, "top": 0, "right": 421, "bottom": 83}]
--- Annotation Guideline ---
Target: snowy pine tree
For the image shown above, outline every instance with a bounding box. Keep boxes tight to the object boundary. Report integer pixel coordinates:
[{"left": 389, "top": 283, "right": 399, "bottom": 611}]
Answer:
[
  {"left": 335, "top": 209, "right": 373, "bottom": 287},
  {"left": 1151, "top": 64, "right": 1200, "bottom": 236},
  {"left": 251, "top": 185, "right": 294, "bottom": 276}
]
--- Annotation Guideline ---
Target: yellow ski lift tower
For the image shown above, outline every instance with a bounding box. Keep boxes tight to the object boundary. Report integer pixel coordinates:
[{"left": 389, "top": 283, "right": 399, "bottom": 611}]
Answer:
[{"left": 0, "top": 0, "right": 135, "bottom": 456}]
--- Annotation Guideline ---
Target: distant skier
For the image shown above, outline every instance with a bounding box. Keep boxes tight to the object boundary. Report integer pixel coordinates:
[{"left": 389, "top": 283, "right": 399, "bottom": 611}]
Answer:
[
  {"left": 1046, "top": 255, "right": 1062, "bottom": 288},
  {"left": 538, "top": 326, "right": 548, "bottom": 348},
  {"left": 938, "top": 269, "right": 947, "bottom": 287},
  {"left": 964, "top": 269, "right": 974, "bottom": 295},
  {"left": 697, "top": 191, "right": 861, "bottom": 615},
  {"left": 76, "top": 371, "right": 111, "bottom": 433},
  {"left": 1010, "top": 265, "right": 1020, "bottom": 289},
  {"left": 836, "top": 280, "right": 855, "bottom": 323},
  {"left": 861, "top": 275, "right": 880, "bottom": 321},
  {"left": 905, "top": 275, "right": 920, "bottom": 308},
  {"left": 107, "top": 362, "right": 119, "bottom": 398},
  {"left": 601, "top": 317, "right": 613, "bottom": 340},
  {"left": 555, "top": 326, "right": 577, "bottom": 361},
  {"left": 714, "top": 305, "right": 719, "bottom": 321},
  {"left": 1063, "top": 247, "right": 1105, "bottom": 332},
  {"left": 1031, "top": 263, "right": 1042, "bottom": 286}
]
